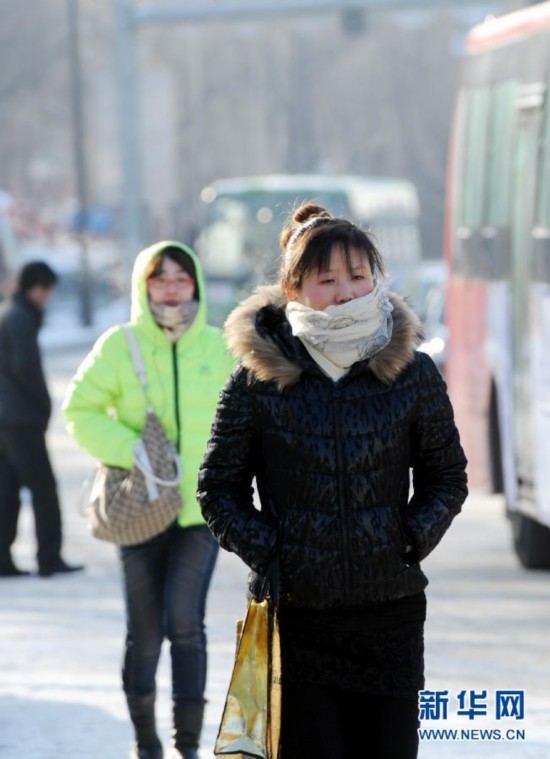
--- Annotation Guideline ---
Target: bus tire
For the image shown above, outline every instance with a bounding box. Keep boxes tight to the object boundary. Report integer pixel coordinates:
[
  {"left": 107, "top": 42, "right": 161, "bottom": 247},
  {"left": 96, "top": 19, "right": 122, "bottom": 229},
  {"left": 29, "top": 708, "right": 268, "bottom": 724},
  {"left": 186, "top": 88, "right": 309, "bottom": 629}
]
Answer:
[
  {"left": 488, "top": 383, "right": 504, "bottom": 494},
  {"left": 510, "top": 511, "right": 550, "bottom": 570}
]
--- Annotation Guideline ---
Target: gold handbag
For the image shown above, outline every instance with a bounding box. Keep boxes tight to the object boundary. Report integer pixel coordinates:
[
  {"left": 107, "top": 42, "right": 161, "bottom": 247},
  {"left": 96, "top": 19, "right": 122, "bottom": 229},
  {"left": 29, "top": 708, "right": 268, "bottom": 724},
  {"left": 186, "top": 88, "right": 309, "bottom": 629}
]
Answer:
[
  {"left": 83, "top": 327, "right": 182, "bottom": 546},
  {"left": 215, "top": 598, "right": 281, "bottom": 759}
]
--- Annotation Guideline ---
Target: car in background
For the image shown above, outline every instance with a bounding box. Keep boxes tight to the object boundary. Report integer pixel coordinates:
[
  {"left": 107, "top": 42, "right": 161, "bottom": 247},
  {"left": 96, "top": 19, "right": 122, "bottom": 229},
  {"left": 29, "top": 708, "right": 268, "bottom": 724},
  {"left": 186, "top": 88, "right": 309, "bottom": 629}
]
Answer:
[
  {"left": 418, "top": 281, "right": 446, "bottom": 376},
  {"left": 415, "top": 259, "right": 447, "bottom": 375}
]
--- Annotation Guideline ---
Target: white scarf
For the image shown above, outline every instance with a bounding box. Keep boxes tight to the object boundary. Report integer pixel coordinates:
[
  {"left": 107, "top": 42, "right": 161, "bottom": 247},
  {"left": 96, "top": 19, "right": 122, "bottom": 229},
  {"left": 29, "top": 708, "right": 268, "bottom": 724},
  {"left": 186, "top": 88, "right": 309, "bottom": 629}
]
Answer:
[
  {"left": 285, "top": 282, "right": 394, "bottom": 381},
  {"left": 150, "top": 300, "right": 199, "bottom": 343}
]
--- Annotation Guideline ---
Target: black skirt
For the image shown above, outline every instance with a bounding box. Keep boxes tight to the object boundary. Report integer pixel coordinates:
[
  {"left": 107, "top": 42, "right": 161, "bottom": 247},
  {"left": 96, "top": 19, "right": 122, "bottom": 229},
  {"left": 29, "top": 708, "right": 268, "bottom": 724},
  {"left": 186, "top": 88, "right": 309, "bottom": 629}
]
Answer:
[{"left": 278, "top": 592, "right": 426, "bottom": 702}]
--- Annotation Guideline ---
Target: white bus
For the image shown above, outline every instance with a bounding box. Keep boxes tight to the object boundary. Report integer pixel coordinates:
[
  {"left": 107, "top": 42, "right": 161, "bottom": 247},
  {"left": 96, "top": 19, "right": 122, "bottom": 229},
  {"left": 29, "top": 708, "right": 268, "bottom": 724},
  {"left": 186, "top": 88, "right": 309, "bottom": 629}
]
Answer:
[{"left": 196, "top": 174, "right": 422, "bottom": 323}]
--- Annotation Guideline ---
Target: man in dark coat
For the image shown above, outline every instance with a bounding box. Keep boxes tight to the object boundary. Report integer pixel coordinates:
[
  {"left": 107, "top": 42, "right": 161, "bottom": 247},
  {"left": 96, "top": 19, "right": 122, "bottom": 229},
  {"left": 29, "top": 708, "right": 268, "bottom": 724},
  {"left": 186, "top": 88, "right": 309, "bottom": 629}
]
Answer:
[{"left": 0, "top": 261, "right": 83, "bottom": 577}]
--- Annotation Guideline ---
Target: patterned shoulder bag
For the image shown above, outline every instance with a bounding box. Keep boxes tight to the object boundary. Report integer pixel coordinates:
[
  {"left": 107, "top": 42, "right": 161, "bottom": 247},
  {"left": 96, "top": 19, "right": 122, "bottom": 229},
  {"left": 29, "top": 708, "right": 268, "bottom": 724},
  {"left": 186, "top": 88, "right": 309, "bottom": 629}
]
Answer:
[{"left": 83, "top": 326, "right": 182, "bottom": 545}]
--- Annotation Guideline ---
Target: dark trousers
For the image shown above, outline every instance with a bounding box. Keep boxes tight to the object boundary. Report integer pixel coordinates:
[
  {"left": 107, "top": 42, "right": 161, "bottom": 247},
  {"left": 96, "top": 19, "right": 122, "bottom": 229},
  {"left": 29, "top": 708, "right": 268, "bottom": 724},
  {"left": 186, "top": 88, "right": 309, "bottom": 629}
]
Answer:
[
  {"left": 280, "top": 680, "right": 419, "bottom": 759},
  {"left": 0, "top": 426, "right": 62, "bottom": 571},
  {"left": 120, "top": 523, "right": 218, "bottom": 704}
]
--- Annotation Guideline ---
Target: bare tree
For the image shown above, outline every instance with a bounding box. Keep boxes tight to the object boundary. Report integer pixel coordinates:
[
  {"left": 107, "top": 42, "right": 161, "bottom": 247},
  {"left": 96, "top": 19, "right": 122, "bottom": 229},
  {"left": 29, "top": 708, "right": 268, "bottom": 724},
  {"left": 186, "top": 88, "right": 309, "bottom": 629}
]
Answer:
[{"left": 0, "top": 1, "right": 469, "bottom": 261}]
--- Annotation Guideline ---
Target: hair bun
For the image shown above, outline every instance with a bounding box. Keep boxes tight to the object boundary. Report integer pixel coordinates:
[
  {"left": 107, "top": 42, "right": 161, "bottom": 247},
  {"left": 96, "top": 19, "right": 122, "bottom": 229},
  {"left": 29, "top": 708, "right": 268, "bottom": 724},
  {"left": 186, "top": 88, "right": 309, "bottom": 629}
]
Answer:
[
  {"left": 292, "top": 203, "right": 332, "bottom": 225},
  {"left": 280, "top": 203, "right": 333, "bottom": 252}
]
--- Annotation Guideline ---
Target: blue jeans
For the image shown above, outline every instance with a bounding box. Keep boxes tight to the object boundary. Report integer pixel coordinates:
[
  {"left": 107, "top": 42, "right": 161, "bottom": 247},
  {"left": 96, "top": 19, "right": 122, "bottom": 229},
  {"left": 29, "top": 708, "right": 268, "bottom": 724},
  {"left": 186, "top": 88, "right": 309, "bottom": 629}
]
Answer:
[{"left": 120, "top": 523, "right": 218, "bottom": 704}]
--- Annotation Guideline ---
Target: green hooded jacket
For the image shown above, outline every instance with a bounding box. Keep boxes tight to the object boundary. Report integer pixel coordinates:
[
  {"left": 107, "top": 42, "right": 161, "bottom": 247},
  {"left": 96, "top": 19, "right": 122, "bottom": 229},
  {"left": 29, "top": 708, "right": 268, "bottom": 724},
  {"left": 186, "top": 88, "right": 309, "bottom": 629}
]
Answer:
[{"left": 63, "top": 241, "right": 235, "bottom": 528}]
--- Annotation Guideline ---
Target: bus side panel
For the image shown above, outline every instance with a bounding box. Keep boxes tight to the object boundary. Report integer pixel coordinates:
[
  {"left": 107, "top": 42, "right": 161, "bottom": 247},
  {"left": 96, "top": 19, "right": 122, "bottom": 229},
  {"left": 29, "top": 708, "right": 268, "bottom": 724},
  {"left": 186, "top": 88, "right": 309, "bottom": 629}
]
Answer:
[
  {"left": 531, "top": 285, "right": 550, "bottom": 527},
  {"left": 446, "top": 277, "right": 491, "bottom": 491},
  {"left": 486, "top": 282, "right": 516, "bottom": 506}
]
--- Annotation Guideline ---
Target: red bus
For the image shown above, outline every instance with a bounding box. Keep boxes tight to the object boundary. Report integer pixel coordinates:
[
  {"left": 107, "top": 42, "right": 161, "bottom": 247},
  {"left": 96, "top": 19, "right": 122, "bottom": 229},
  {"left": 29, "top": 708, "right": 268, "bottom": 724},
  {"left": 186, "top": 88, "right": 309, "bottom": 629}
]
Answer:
[{"left": 445, "top": 2, "right": 550, "bottom": 568}]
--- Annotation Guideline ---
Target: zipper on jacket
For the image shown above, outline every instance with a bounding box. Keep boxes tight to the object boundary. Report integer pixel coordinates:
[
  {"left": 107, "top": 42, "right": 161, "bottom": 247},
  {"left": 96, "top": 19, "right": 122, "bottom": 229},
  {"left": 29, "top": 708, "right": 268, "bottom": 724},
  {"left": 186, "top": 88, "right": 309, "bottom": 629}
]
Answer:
[
  {"left": 172, "top": 344, "right": 181, "bottom": 452},
  {"left": 332, "top": 385, "right": 352, "bottom": 605}
]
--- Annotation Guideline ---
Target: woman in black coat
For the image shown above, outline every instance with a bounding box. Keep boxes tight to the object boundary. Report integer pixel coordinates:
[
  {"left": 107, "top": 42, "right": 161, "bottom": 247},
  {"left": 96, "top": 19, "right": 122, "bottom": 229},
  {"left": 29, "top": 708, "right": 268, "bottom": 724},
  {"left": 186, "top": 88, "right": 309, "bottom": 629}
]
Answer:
[{"left": 198, "top": 204, "right": 468, "bottom": 759}]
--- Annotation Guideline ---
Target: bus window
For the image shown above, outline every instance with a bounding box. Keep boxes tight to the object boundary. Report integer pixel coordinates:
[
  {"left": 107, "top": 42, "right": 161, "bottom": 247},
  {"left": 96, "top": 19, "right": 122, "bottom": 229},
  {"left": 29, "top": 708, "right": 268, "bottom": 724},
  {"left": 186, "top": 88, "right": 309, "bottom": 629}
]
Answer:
[
  {"left": 536, "top": 83, "right": 550, "bottom": 228},
  {"left": 487, "top": 80, "right": 517, "bottom": 229},
  {"left": 454, "top": 86, "right": 491, "bottom": 279},
  {"left": 198, "top": 198, "right": 250, "bottom": 279},
  {"left": 482, "top": 80, "right": 518, "bottom": 279},
  {"left": 461, "top": 86, "right": 491, "bottom": 231}
]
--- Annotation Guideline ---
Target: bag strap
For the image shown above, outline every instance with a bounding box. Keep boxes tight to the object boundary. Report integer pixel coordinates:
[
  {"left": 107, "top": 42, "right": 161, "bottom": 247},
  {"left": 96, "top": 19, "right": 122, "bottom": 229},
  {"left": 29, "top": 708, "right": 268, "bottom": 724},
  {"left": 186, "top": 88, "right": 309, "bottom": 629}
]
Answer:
[
  {"left": 121, "top": 326, "right": 182, "bottom": 492},
  {"left": 122, "top": 326, "right": 150, "bottom": 406}
]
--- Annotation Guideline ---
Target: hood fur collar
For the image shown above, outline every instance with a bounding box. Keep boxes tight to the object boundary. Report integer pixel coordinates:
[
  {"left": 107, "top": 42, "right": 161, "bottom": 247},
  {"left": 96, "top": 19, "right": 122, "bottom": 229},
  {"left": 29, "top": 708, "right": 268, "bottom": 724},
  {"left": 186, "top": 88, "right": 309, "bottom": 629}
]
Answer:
[{"left": 225, "top": 285, "right": 423, "bottom": 389}]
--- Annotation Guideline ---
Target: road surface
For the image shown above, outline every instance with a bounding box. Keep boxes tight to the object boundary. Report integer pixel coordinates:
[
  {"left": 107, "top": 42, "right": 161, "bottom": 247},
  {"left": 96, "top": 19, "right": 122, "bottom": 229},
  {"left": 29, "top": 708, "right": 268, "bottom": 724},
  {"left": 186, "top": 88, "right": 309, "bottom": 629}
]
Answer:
[{"left": 0, "top": 345, "right": 549, "bottom": 758}]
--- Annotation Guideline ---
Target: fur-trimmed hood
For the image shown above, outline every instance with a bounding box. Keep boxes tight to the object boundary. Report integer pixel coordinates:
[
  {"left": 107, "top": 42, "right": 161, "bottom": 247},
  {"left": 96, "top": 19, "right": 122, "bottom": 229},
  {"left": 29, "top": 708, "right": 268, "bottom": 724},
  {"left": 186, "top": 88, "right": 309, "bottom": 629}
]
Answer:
[{"left": 225, "top": 285, "right": 423, "bottom": 389}]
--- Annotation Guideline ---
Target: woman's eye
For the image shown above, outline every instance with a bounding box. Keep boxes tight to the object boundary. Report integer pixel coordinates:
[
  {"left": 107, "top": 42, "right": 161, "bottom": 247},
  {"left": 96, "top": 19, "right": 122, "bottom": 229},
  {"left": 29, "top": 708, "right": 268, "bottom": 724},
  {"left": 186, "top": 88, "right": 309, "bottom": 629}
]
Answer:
[
  {"left": 353, "top": 275, "right": 365, "bottom": 280},
  {"left": 320, "top": 278, "right": 334, "bottom": 285}
]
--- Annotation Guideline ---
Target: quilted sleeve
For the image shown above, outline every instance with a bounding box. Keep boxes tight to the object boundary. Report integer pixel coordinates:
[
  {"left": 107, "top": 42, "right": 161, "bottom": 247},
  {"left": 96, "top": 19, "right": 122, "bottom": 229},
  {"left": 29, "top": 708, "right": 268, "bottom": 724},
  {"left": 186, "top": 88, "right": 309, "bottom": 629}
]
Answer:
[
  {"left": 63, "top": 328, "right": 140, "bottom": 469},
  {"left": 197, "top": 367, "right": 279, "bottom": 575},
  {"left": 405, "top": 353, "right": 468, "bottom": 562}
]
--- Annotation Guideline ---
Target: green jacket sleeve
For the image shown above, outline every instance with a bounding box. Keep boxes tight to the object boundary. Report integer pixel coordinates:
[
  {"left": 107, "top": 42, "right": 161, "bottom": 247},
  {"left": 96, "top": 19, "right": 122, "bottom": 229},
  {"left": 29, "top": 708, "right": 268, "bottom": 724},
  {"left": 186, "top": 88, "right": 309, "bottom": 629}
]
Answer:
[{"left": 63, "top": 328, "right": 139, "bottom": 469}]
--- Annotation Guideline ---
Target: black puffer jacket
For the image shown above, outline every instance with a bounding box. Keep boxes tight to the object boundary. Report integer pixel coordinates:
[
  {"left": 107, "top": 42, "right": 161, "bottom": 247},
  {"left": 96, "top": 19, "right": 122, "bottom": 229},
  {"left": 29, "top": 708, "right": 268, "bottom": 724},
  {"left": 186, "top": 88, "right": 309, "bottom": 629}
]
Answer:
[
  {"left": 0, "top": 294, "right": 51, "bottom": 429},
  {"left": 198, "top": 286, "right": 468, "bottom": 609}
]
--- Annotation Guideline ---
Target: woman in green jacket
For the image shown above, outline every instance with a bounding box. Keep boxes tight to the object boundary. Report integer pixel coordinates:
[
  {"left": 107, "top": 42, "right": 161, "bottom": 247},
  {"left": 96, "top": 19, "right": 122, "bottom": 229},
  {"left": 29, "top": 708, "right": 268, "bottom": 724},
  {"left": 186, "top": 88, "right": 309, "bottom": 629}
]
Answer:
[{"left": 64, "top": 241, "right": 234, "bottom": 759}]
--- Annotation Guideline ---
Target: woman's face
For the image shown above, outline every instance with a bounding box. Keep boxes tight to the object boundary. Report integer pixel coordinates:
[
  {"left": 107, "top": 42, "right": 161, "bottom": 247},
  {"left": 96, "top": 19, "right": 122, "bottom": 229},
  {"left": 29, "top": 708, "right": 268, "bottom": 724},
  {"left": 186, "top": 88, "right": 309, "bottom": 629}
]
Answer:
[
  {"left": 289, "top": 244, "right": 374, "bottom": 311},
  {"left": 146, "top": 256, "right": 195, "bottom": 307}
]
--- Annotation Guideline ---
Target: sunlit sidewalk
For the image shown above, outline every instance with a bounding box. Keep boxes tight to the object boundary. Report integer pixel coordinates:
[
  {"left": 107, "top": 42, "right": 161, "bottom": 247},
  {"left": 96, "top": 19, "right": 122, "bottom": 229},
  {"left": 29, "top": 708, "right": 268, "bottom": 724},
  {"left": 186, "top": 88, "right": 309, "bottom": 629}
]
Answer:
[
  {"left": 0, "top": 345, "right": 249, "bottom": 759},
  {"left": 0, "top": 499, "right": 249, "bottom": 759},
  {"left": 1, "top": 346, "right": 550, "bottom": 758}
]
